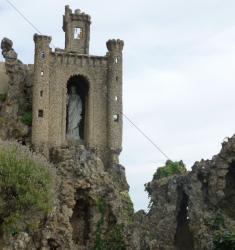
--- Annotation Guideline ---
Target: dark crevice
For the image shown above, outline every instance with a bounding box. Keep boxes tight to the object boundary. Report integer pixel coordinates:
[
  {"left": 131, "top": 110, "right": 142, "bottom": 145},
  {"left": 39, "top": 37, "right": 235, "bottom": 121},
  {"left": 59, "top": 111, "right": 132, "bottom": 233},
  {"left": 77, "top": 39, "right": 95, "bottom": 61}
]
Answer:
[
  {"left": 70, "top": 191, "right": 90, "bottom": 246},
  {"left": 47, "top": 238, "right": 59, "bottom": 250},
  {"left": 175, "top": 191, "right": 194, "bottom": 250}
]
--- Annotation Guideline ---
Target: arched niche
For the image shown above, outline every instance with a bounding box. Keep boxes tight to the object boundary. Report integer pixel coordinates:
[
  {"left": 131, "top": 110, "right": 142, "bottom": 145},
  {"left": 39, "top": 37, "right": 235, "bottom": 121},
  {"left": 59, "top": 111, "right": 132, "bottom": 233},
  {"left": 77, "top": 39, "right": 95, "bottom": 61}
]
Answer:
[{"left": 66, "top": 75, "right": 89, "bottom": 142}]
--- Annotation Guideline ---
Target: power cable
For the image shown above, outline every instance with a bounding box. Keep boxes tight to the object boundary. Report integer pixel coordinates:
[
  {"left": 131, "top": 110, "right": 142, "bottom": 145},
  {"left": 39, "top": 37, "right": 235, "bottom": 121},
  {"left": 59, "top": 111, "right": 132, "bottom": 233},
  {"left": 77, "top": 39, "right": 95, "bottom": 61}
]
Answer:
[
  {"left": 105, "top": 93, "right": 171, "bottom": 160},
  {"left": 5, "top": 0, "right": 42, "bottom": 34},
  {"left": 4, "top": 0, "right": 56, "bottom": 49},
  {"left": 122, "top": 112, "right": 170, "bottom": 160}
]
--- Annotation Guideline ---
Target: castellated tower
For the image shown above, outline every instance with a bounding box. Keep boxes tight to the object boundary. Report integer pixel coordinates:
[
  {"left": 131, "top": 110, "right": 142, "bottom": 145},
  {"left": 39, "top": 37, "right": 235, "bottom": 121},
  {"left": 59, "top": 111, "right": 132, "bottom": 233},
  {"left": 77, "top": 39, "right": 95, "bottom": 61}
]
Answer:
[
  {"left": 32, "top": 6, "right": 124, "bottom": 165},
  {"left": 63, "top": 5, "right": 91, "bottom": 54}
]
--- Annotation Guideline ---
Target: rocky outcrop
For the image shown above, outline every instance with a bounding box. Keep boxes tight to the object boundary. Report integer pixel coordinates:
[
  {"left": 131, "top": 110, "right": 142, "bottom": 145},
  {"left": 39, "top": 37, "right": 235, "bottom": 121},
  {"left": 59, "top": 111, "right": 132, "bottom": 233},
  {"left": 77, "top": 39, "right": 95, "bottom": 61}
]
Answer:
[
  {"left": 128, "top": 136, "right": 235, "bottom": 250},
  {"left": 2, "top": 145, "right": 133, "bottom": 250},
  {"left": 0, "top": 38, "right": 33, "bottom": 144},
  {"left": 1, "top": 38, "right": 33, "bottom": 118},
  {"left": 1, "top": 126, "right": 235, "bottom": 250}
]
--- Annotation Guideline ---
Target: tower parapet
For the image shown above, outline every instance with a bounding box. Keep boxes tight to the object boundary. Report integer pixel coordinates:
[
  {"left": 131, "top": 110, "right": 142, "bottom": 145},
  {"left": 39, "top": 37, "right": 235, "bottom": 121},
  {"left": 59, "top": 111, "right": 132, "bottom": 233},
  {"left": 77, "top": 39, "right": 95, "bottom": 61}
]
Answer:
[
  {"left": 106, "top": 39, "right": 124, "bottom": 53},
  {"left": 106, "top": 39, "right": 124, "bottom": 164},
  {"left": 63, "top": 5, "right": 91, "bottom": 54}
]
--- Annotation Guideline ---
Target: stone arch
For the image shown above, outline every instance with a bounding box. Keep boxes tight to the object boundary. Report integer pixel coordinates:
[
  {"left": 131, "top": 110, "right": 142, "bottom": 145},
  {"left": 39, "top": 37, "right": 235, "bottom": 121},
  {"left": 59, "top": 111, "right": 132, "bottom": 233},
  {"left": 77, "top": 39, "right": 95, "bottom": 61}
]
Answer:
[{"left": 66, "top": 75, "right": 89, "bottom": 142}]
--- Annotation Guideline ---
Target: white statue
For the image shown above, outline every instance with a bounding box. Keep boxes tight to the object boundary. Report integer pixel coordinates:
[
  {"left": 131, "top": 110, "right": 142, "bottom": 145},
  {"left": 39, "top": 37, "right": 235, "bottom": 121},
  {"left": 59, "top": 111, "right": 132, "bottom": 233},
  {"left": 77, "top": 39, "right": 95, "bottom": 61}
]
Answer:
[{"left": 67, "top": 86, "right": 82, "bottom": 140}]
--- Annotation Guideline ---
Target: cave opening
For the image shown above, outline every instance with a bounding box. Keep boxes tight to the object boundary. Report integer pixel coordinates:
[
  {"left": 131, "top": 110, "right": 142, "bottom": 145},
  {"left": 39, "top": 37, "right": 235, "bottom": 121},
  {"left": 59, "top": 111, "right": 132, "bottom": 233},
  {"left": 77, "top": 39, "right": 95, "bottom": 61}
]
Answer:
[
  {"left": 175, "top": 191, "right": 194, "bottom": 250},
  {"left": 220, "top": 161, "right": 235, "bottom": 220},
  {"left": 70, "top": 196, "right": 90, "bottom": 246},
  {"left": 47, "top": 238, "right": 59, "bottom": 250}
]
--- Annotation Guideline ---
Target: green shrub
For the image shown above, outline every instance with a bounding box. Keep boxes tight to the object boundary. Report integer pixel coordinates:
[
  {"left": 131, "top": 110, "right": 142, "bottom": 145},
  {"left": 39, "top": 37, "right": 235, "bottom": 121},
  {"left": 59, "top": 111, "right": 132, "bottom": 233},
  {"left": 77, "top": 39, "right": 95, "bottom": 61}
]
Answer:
[
  {"left": 21, "top": 112, "right": 32, "bottom": 126},
  {"left": 102, "top": 224, "right": 126, "bottom": 250},
  {"left": 214, "top": 230, "right": 235, "bottom": 250},
  {"left": 208, "top": 211, "right": 225, "bottom": 230},
  {"left": 0, "top": 140, "right": 54, "bottom": 235},
  {"left": 94, "top": 197, "right": 126, "bottom": 250},
  {"left": 94, "top": 197, "right": 106, "bottom": 250},
  {"left": 0, "top": 93, "right": 7, "bottom": 102},
  {"left": 207, "top": 211, "right": 235, "bottom": 250},
  {"left": 153, "top": 160, "right": 187, "bottom": 180}
]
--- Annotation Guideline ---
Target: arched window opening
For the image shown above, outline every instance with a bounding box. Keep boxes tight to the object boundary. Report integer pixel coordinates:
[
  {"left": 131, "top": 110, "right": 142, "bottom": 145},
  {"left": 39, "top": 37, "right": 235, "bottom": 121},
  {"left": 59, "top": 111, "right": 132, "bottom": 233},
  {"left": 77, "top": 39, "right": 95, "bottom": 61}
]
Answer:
[
  {"left": 41, "top": 52, "right": 45, "bottom": 59},
  {"left": 66, "top": 75, "right": 89, "bottom": 141}
]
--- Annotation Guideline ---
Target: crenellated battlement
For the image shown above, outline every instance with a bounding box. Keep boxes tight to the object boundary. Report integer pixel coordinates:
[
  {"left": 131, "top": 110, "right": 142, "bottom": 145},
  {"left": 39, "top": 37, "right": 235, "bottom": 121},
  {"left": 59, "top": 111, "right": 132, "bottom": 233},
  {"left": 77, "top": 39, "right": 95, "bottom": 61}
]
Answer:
[
  {"left": 51, "top": 52, "right": 107, "bottom": 67},
  {"left": 64, "top": 6, "right": 91, "bottom": 26},
  {"left": 33, "top": 34, "right": 52, "bottom": 43},
  {"left": 106, "top": 39, "right": 124, "bottom": 53},
  {"left": 72, "top": 10, "right": 91, "bottom": 23}
]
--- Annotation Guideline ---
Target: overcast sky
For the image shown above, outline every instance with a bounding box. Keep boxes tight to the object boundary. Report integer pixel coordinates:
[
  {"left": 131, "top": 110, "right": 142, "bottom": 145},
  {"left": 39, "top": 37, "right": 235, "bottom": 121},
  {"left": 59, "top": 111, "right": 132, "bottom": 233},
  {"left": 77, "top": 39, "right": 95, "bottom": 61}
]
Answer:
[{"left": 1, "top": 0, "right": 235, "bottom": 211}]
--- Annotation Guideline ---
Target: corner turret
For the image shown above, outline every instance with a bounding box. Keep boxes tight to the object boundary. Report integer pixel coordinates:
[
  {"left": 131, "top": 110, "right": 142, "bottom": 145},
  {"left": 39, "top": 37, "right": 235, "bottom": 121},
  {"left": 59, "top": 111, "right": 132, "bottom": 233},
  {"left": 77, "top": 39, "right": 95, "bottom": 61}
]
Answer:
[
  {"left": 32, "top": 34, "right": 52, "bottom": 156},
  {"left": 106, "top": 39, "right": 124, "bottom": 164}
]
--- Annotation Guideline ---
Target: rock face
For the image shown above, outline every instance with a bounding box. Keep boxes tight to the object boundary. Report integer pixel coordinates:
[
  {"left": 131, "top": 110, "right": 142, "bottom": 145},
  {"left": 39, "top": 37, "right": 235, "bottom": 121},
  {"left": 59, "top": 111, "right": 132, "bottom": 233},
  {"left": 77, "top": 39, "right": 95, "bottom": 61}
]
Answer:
[
  {"left": 0, "top": 38, "right": 33, "bottom": 144},
  {"left": 1, "top": 38, "right": 33, "bottom": 119},
  {"left": 2, "top": 145, "right": 133, "bottom": 250},
  {"left": 128, "top": 136, "right": 235, "bottom": 250}
]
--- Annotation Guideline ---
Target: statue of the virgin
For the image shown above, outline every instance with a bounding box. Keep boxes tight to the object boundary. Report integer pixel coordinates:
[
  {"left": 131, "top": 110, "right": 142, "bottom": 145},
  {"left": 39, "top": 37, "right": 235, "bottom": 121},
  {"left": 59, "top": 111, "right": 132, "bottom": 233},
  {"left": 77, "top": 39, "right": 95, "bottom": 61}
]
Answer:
[{"left": 67, "top": 86, "right": 82, "bottom": 140}]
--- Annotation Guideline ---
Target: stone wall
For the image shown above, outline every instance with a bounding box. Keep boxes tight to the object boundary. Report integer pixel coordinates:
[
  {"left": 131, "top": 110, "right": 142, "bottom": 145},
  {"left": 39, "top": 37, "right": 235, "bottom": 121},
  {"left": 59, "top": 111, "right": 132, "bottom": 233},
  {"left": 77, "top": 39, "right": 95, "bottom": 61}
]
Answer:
[{"left": 48, "top": 52, "right": 109, "bottom": 154}]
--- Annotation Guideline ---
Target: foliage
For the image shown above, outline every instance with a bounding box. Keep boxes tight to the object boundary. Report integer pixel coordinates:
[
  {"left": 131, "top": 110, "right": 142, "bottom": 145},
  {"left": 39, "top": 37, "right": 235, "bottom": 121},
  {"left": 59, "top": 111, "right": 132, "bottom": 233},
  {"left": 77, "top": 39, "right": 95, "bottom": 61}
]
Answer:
[
  {"left": 153, "top": 160, "right": 187, "bottom": 180},
  {"left": 0, "top": 93, "right": 7, "bottom": 102},
  {"left": 208, "top": 210, "right": 235, "bottom": 250},
  {"left": 208, "top": 211, "right": 225, "bottom": 230},
  {"left": 0, "top": 140, "right": 54, "bottom": 235},
  {"left": 102, "top": 224, "right": 126, "bottom": 250},
  {"left": 94, "top": 197, "right": 106, "bottom": 250},
  {"left": 214, "top": 230, "right": 235, "bottom": 250},
  {"left": 94, "top": 197, "right": 126, "bottom": 250},
  {"left": 21, "top": 111, "right": 32, "bottom": 126},
  {"left": 120, "top": 191, "right": 134, "bottom": 223}
]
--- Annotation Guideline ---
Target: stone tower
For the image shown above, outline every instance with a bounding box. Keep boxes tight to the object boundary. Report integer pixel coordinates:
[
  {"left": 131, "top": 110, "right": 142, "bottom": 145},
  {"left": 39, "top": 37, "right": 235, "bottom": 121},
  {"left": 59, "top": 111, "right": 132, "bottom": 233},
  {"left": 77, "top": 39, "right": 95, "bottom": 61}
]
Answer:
[
  {"left": 32, "top": 35, "right": 51, "bottom": 154},
  {"left": 63, "top": 6, "right": 91, "bottom": 54},
  {"left": 32, "top": 6, "right": 124, "bottom": 165}
]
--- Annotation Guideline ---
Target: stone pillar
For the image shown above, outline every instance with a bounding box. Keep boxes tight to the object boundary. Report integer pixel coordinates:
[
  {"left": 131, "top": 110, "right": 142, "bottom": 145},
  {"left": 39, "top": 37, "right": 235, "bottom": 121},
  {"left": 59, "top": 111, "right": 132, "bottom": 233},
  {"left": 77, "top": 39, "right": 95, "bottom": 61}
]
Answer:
[
  {"left": 32, "top": 34, "right": 51, "bottom": 156},
  {"left": 106, "top": 39, "right": 124, "bottom": 164}
]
